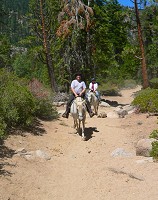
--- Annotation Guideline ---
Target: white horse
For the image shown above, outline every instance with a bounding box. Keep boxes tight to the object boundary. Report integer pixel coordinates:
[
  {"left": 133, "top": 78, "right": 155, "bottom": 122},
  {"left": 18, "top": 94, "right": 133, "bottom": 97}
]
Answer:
[
  {"left": 70, "top": 97, "right": 87, "bottom": 141},
  {"left": 87, "top": 91, "right": 99, "bottom": 115}
]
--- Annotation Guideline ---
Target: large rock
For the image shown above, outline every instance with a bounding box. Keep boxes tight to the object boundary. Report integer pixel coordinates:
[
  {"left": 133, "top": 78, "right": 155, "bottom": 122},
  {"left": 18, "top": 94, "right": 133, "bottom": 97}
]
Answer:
[
  {"left": 123, "top": 105, "right": 135, "bottom": 112},
  {"left": 136, "top": 138, "right": 157, "bottom": 157},
  {"left": 100, "top": 101, "right": 110, "bottom": 107}
]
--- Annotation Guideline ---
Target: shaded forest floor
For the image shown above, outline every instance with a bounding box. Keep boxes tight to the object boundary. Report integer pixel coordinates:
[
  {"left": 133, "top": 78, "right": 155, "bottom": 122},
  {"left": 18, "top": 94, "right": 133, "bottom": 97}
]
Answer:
[{"left": 1, "top": 86, "right": 158, "bottom": 200}]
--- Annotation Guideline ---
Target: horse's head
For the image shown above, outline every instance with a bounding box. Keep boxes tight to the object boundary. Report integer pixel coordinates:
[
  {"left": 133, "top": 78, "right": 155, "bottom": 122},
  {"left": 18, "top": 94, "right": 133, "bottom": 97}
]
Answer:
[
  {"left": 87, "top": 92, "right": 91, "bottom": 103},
  {"left": 75, "top": 97, "right": 86, "bottom": 120},
  {"left": 87, "top": 91, "right": 94, "bottom": 103}
]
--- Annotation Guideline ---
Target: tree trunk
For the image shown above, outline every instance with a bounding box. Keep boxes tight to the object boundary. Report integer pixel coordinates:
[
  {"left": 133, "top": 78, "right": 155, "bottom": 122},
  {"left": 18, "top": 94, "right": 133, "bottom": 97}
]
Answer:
[
  {"left": 134, "top": 0, "right": 149, "bottom": 88},
  {"left": 39, "top": 0, "right": 58, "bottom": 92}
]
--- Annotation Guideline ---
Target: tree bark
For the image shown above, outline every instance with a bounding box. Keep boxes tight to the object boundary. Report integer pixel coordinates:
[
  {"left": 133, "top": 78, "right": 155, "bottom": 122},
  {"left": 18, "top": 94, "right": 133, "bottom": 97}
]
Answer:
[
  {"left": 39, "top": 0, "right": 58, "bottom": 92},
  {"left": 134, "top": 0, "right": 149, "bottom": 88}
]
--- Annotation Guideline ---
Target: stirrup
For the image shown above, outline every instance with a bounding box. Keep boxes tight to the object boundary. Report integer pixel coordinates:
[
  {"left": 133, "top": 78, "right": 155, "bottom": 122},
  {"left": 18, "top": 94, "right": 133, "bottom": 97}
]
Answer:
[
  {"left": 62, "top": 113, "right": 69, "bottom": 118},
  {"left": 89, "top": 112, "right": 94, "bottom": 118}
]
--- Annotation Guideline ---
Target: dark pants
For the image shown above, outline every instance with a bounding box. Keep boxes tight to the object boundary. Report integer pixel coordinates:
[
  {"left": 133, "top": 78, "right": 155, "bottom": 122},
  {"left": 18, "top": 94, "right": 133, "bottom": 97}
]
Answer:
[{"left": 64, "top": 93, "right": 92, "bottom": 114}]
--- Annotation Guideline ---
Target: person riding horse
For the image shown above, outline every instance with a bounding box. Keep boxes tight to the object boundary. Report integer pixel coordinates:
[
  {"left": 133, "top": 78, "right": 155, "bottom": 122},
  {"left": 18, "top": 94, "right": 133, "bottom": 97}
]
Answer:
[
  {"left": 62, "top": 73, "right": 94, "bottom": 118},
  {"left": 89, "top": 78, "right": 100, "bottom": 101}
]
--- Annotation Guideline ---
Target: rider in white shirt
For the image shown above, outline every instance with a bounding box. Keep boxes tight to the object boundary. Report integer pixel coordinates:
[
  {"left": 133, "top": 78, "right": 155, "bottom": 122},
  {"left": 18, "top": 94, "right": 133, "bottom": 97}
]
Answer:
[
  {"left": 62, "top": 73, "right": 94, "bottom": 118},
  {"left": 89, "top": 78, "right": 100, "bottom": 100}
]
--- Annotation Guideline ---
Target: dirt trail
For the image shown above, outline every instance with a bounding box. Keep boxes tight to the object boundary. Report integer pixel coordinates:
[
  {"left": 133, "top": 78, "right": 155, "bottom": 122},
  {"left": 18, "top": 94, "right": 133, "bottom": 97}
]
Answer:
[{"left": 1, "top": 86, "right": 158, "bottom": 200}]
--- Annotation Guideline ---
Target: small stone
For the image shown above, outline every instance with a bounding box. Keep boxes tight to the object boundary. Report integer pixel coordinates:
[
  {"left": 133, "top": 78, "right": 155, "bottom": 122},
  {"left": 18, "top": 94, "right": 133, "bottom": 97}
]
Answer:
[
  {"left": 15, "top": 148, "right": 27, "bottom": 154},
  {"left": 35, "top": 150, "right": 51, "bottom": 160},
  {"left": 111, "top": 148, "right": 133, "bottom": 157},
  {"left": 24, "top": 154, "right": 35, "bottom": 160},
  {"left": 136, "top": 157, "right": 153, "bottom": 164},
  {"left": 137, "top": 121, "right": 143, "bottom": 125},
  {"left": 97, "top": 112, "right": 107, "bottom": 118}
]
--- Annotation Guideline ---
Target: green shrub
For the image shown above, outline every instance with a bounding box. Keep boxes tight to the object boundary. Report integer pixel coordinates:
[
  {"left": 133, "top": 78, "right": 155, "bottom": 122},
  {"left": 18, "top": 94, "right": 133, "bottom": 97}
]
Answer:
[
  {"left": 0, "top": 117, "right": 7, "bottom": 138},
  {"left": 149, "top": 78, "right": 158, "bottom": 89},
  {"left": 35, "top": 99, "right": 58, "bottom": 120},
  {"left": 28, "top": 79, "right": 58, "bottom": 120},
  {"left": 150, "top": 141, "right": 158, "bottom": 160},
  {"left": 132, "top": 88, "right": 158, "bottom": 113},
  {"left": 0, "top": 70, "right": 37, "bottom": 132},
  {"left": 149, "top": 130, "right": 158, "bottom": 140},
  {"left": 0, "top": 70, "right": 58, "bottom": 138}
]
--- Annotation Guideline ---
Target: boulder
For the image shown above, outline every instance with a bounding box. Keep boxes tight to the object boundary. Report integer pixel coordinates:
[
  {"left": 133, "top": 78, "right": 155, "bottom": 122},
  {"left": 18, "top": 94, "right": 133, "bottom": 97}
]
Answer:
[
  {"left": 136, "top": 138, "right": 157, "bottom": 157},
  {"left": 123, "top": 105, "right": 135, "bottom": 112},
  {"left": 100, "top": 101, "right": 110, "bottom": 107}
]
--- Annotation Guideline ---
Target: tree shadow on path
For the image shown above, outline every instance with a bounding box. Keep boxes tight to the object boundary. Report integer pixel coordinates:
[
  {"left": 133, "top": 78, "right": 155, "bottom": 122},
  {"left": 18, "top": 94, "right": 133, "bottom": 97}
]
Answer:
[
  {"left": 9, "top": 119, "right": 47, "bottom": 136},
  {"left": 0, "top": 140, "right": 15, "bottom": 176}
]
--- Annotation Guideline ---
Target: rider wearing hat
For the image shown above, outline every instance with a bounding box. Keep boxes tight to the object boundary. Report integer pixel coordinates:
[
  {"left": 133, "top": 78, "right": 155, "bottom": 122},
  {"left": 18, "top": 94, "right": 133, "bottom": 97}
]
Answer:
[
  {"left": 62, "top": 73, "right": 94, "bottom": 118},
  {"left": 89, "top": 78, "right": 100, "bottom": 100}
]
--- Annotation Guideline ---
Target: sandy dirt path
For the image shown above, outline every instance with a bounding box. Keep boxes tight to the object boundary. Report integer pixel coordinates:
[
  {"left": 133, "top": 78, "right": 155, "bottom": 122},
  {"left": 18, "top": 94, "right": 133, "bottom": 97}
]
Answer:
[{"left": 1, "top": 86, "right": 158, "bottom": 200}]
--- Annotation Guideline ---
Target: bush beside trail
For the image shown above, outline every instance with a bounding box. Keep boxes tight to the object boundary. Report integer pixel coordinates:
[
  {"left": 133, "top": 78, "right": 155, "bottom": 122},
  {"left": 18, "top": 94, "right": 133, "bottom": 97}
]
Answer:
[
  {"left": 149, "top": 78, "right": 158, "bottom": 89},
  {"left": 0, "top": 70, "right": 58, "bottom": 138},
  {"left": 132, "top": 88, "right": 158, "bottom": 113},
  {"left": 133, "top": 88, "right": 158, "bottom": 160}
]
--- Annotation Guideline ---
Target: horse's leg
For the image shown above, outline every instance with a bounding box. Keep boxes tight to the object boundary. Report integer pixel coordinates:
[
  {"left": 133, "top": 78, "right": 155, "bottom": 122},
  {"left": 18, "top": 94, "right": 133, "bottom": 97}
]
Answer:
[
  {"left": 77, "top": 119, "right": 81, "bottom": 135},
  {"left": 73, "top": 119, "right": 76, "bottom": 128},
  {"left": 93, "top": 102, "right": 97, "bottom": 115},
  {"left": 95, "top": 98, "right": 99, "bottom": 115},
  {"left": 75, "top": 119, "right": 80, "bottom": 135},
  {"left": 95, "top": 103, "right": 99, "bottom": 115},
  {"left": 81, "top": 118, "right": 86, "bottom": 141},
  {"left": 94, "top": 104, "right": 97, "bottom": 115}
]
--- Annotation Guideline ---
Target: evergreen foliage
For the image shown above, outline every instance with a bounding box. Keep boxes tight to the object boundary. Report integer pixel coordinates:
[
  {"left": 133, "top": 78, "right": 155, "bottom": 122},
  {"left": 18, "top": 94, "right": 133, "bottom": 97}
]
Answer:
[
  {"left": 1, "top": 0, "right": 158, "bottom": 133},
  {"left": 150, "top": 141, "right": 158, "bottom": 160},
  {"left": 1, "top": 0, "right": 158, "bottom": 88},
  {"left": 0, "top": 69, "right": 37, "bottom": 137},
  {"left": 149, "top": 78, "right": 158, "bottom": 89},
  {"left": 0, "top": 69, "right": 57, "bottom": 138},
  {"left": 149, "top": 130, "right": 158, "bottom": 140},
  {"left": 132, "top": 88, "right": 158, "bottom": 112}
]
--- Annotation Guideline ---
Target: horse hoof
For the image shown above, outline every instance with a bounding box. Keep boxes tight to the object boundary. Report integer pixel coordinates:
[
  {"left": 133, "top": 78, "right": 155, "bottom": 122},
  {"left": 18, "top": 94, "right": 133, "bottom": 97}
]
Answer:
[{"left": 82, "top": 136, "right": 86, "bottom": 141}]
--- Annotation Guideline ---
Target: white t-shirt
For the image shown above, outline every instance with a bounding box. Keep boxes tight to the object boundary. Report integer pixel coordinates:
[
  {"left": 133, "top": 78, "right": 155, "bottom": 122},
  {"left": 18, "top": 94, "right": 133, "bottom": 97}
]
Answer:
[
  {"left": 71, "top": 80, "right": 86, "bottom": 94},
  {"left": 89, "top": 82, "right": 98, "bottom": 91}
]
